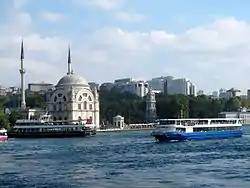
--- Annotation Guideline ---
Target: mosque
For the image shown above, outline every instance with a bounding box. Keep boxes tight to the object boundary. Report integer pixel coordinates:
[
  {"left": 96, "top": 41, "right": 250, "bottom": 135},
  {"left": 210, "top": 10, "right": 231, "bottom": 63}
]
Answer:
[
  {"left": 19, "top": 41, "right": 100, "bottom": 129},
  {"left": 46, "top": 48, "right": 100, "bottom": 128}
]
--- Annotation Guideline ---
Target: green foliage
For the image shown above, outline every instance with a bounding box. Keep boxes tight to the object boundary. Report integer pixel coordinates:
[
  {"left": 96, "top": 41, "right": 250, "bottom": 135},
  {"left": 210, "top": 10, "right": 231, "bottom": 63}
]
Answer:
[
  {"left": 0, "top": 111, "right": 9, "bottom": 129},
  {"left": 8, "top": 111, "right": 21, "bottom": 127},
  {"left": 26, "top": 93, "right": 46, "bottom": 109}
]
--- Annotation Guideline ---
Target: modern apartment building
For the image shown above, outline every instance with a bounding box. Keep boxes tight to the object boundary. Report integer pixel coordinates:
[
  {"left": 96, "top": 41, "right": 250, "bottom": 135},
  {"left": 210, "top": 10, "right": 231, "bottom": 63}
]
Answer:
[
  {"left": 165, "top": 78, "right": 196, "bottom": 96},
  {"left": 28, "top": 82, "right": 54, "bottom": 92}
]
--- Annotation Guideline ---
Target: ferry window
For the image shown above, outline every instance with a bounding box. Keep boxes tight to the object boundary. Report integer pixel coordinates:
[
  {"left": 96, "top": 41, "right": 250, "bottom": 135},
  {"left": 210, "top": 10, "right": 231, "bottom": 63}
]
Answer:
[
  {"left": 176, "top": 128, "right": 185, "bottom": 132},
  {"left": 84, "top": 101, "right": 87, "bottom": 110},
  {"left": 78, "top": 104, "right": 81, "bottom": 110}
]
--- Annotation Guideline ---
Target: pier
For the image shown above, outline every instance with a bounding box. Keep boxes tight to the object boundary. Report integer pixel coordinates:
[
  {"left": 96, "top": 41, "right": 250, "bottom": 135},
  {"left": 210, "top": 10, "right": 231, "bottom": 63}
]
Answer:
[{"left": 98, "top": 123, "right": 156, "bottom": 132}]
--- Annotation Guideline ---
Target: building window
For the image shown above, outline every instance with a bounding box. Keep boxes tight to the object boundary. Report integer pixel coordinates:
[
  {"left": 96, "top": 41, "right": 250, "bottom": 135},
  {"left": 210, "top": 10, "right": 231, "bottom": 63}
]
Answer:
[
  {"left": 63, "top": 96, "right": 67, "bottom": 102},
  {"left": 78, "top": 104, "right": 81, "bottom": 110},
  {"left": 88, "top": 96, "right": 92, "bottom": 101},
  {"left": 54, "top": 96, "right": 57, "bottom": 102},
  {"left": 89, "top": 104, "right": 92, "bottom": 110},
  {"left": 84, "top": 101, "right": 87, "bottom": 110},
  {"left": 58, "top": 93, "right": 63, "bottom": 97},
  {"left": 78, "top": 95, "right": 82, "bottom": 101},
  {"left": 59, "top": 102, "right": 62, "bottom": 111},
  {"left": 83, "top": 93, "right": 87, "bottom": 97},
  {"left": 64, "top": 117, "right": 67, "bottom": 120},
  {"left": 53, "top": 105, "right": 56, "bottom": 111}
]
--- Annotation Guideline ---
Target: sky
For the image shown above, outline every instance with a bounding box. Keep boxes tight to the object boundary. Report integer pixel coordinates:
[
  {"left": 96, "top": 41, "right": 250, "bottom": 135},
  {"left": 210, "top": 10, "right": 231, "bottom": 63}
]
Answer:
[{"left": 1, "top": 0, "right": 250, "bottom": 94}]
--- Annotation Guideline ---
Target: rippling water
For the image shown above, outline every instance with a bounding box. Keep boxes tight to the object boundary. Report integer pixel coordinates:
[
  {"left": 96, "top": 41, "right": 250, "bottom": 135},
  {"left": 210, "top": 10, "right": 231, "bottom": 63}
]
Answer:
[{"left": 1, "top": 127, "right": 250, "bottom": 188}]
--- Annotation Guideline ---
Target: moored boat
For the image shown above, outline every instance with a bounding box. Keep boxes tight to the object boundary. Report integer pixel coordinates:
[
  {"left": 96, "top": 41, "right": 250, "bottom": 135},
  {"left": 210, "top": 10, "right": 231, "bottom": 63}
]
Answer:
[
  {"left": 8, "top": 113, "right": 96, "bottom": 138},
  {"left": 151, "top": 118, "right": 243, "bottom": 142},
  {"left": 0, "top": 129, "right": 8, "bottom": 141}
]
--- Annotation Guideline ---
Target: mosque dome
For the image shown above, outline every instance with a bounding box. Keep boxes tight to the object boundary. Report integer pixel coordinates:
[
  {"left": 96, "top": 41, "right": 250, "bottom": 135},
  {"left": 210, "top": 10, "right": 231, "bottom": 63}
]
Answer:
[{"left": 56, "top": 74, "right": 89, "bottom": 88}]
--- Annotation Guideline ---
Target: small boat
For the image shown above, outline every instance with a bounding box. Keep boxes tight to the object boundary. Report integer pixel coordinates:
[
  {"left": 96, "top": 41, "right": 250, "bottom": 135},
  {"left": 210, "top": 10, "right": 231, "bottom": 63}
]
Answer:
[
  {"left": 0, "top": 129, "right": 8, "bottom": 141},
  {"left": 151, "top": 118, "right": 243, "bottom": 142}
]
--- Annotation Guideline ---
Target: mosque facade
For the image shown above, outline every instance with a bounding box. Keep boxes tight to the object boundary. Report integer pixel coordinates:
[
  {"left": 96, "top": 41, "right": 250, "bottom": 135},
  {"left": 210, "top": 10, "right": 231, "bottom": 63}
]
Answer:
[{"left": 46, "top": 48, "right": 100, "bottom": 128}]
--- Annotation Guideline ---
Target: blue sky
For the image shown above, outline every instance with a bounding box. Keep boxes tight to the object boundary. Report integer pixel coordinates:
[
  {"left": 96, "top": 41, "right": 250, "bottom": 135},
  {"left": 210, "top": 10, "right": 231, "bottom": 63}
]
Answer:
[{"left": 1, "top": 0, "right": 250, "bottom": 94}]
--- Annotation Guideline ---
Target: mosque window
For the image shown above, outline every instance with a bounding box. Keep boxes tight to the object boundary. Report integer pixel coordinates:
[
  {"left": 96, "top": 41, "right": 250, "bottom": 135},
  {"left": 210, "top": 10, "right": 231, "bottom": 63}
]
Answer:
[
  {"left": 58, "top": 93, "right": 63, "bottom": 97},
  {"left": 78, "top": 104, "right": 81, "bottom": 110},
  {"left": 84, "top": 101, "right": 87, "bottom": 110},
  {"left": 89, "top": 104, "right": 92, "bottom": 110},
  {"left": 88, "top": 96, "right": 92, "bottom": 101},
  {"left": 63, "top": 96, "right": 67, "bottom": 102},
  {"left": 54, "top": 96, "right": 57, "bottom": 102},
  {"left": 59, "top": 102, "right": 62, "bottom": 111},
  {"left": 78, "top": 95, "right": 82, "bottom": 101}
]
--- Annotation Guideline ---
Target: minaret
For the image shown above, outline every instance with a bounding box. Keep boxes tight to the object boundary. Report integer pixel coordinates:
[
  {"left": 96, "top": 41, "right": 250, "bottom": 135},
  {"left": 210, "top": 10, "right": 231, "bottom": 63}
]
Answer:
[
  {"left": 93, "top": 87, "right": 100, "bottom": 129},
  {"left": 67, "top": 46, "right": 73, "bottom": 75},
  {"left": 19, "top": 39, "right": 26, "bottom": 109},
  {"left": 145, "top": 87, "right": 157, "bottom": 123}
]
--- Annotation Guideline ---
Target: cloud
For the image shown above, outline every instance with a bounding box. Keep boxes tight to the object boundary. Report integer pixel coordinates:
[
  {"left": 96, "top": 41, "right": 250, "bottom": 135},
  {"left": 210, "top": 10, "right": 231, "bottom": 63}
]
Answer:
[
  {"left": 40, "top": 12, "right": 65, "bottom": 22},
  {"left": 1, "top": 1, "right": 250, "bottom": 93},
  {"left": 13, "top": 0, "right": 29, "bottom": 9},
  {"left": 115, "top": 11, "right": 144, "bottom": 22},
  {"left": 79, "top": 0, "right": 123, "bottom": 10}
]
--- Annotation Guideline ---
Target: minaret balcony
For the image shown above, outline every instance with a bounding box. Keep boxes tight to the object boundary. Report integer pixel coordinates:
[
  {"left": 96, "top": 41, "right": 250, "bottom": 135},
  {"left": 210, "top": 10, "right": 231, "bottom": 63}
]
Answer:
[{"left": 19, "top": 69, "right": 26, "bottom": 74}]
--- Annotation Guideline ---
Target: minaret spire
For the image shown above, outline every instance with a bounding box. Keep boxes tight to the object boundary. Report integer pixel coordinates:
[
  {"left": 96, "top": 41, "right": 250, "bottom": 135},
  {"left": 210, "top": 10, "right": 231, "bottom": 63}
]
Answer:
[
  {"left": 20, "top": 38, "right": 26, "bottom": 109},
  {"left": 67, "top": 45, "right": 73, "bottom": 75}
]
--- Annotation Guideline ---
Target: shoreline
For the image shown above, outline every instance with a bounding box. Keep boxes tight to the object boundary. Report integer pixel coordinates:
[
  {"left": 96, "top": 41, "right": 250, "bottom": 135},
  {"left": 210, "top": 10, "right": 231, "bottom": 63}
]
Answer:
[{"left": 97, "top": 127, "right": 156, "bottom": 132}]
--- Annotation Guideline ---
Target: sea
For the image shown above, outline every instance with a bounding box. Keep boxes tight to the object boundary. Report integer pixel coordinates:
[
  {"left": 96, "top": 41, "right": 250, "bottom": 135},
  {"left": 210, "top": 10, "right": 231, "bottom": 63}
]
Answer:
[{"left": 1, "top": 127, "right": 250, "bottom": 188}]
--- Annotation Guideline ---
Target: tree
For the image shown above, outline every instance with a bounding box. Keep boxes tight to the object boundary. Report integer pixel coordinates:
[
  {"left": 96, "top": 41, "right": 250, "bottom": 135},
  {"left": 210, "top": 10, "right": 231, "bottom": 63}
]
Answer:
[
  {"left": 224, "top": 97, "right": 242, "bottom": 111},
  {"left": 0, "top": 111, "right": 9, "bottom": 129}
]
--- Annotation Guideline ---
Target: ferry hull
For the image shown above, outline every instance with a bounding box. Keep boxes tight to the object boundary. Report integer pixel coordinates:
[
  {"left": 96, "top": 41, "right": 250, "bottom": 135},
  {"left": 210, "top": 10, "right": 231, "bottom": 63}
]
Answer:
[
  {"left": 8, "top": 130, "right": 96, "bottom": 139},
  {"left": 0, "top": 136, "right": 8, "bottom": 141},
  {"left": 151, "top": 130, "right": 243, "bottom": 142}
]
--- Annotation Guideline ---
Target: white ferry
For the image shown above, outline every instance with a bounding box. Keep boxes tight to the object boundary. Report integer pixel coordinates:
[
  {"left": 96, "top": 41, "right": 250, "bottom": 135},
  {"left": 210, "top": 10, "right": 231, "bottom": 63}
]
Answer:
[
  {"left": 8, "top": 113, "right": 96, "bottom": 138},
  {"left": 0, "top": 129, "right": 8, "bottom": 141},
  {"left": 151, "top": 118, "right": 243, "bottom": 142}
]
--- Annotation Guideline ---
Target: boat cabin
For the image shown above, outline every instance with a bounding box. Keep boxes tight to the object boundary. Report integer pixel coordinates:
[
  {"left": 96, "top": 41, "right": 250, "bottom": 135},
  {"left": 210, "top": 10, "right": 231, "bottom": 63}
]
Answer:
[{"left": 156, "top": 118, "right": 243, "bottom": 133}]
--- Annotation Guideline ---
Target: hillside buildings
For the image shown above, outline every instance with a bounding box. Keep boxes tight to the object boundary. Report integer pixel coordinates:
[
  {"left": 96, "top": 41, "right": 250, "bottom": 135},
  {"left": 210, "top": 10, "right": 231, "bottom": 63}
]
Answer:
[{"left": 100, "top": 76, "right": 197, "bottom": 97}]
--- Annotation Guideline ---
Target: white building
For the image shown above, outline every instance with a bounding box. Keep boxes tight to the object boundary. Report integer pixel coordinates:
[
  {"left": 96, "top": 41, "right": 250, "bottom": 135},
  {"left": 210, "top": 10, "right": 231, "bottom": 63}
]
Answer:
[
  {"left": 166, "top": 78, "right": 196, "bottom": 96},
  {"left": 212, "top": 91, "right": 219, "bottom": 98},
  {"left": 197, "top": 90, "right": 204, "bottom": 96},
  {"left": 218, "top": 108, "right": 250, "bottom": 124},
  {"left": 114, "top": 78, "right": 148, "bottom": 97},
  {"left": 247, "top": 89, "right": 250, "bottom": 100},
  {"left": 47, "top": 48, "right": 100, "bottom": 128},
  {"left": 147, "top": 76, "right": 174, "bottom": 93},
  {"left": 28, "top": 82, "right": 54, "bottom": 92}
]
